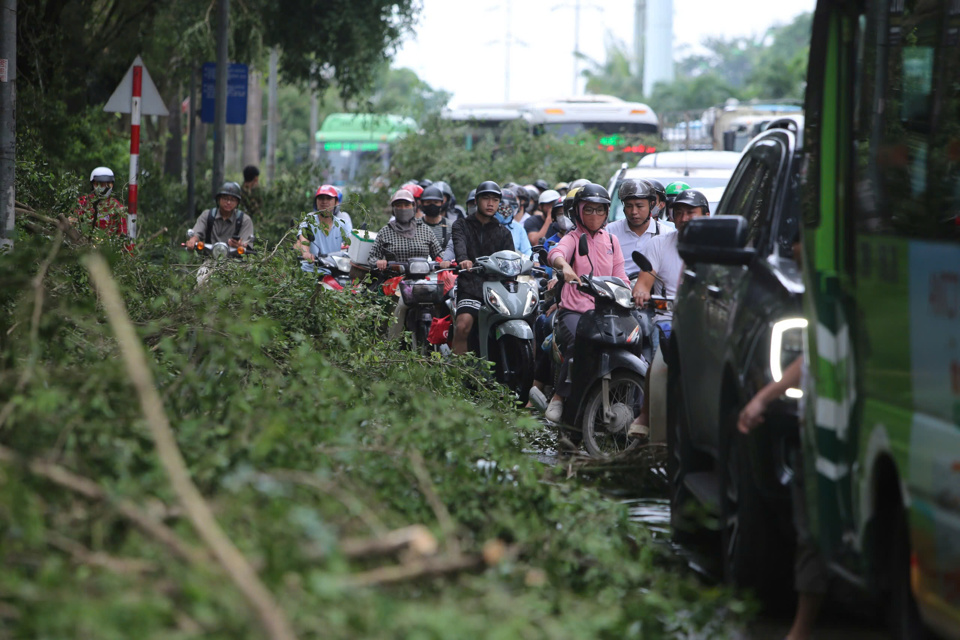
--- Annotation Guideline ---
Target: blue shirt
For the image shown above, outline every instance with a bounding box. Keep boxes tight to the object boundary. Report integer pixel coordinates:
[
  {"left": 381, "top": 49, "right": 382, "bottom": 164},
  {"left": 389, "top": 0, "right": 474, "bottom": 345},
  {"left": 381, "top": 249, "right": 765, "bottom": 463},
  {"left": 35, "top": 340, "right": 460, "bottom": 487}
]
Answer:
[
  {"left": 503, "top": 220, "right": 531, "bottom": 258},
  {"left": 299, "top": 213, "right": 352, "bottom": 272}
]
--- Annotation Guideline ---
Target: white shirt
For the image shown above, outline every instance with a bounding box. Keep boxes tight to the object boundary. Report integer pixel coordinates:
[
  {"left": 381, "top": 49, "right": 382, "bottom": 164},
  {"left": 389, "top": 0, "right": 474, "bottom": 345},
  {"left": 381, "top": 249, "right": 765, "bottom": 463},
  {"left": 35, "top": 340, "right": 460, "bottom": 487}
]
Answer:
[
  {"left": 645, "top": 231, "right": 684, "bottom": 304},
  {"left": 607, "top": 218, "right": 676, "bottom": 277}
]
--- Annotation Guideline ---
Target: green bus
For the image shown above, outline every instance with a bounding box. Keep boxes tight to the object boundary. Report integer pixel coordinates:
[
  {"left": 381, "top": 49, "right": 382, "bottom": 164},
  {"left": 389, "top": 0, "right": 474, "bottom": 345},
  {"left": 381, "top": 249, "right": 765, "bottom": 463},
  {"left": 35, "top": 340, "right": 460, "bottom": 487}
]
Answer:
[
  {"left": 803, "top": 0, "right": 960, "bottom": 636},
  {"left": 315, "top": 113, "right": 417, "bottom": 187}
]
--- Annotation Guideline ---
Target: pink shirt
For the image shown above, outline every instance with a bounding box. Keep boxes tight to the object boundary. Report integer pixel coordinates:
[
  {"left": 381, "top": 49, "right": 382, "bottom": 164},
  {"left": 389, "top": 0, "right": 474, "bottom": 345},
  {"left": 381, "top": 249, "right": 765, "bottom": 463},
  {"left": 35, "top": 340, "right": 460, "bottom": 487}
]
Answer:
[{"left": 548, "top": 228, "right": 629, "bottom": 313}]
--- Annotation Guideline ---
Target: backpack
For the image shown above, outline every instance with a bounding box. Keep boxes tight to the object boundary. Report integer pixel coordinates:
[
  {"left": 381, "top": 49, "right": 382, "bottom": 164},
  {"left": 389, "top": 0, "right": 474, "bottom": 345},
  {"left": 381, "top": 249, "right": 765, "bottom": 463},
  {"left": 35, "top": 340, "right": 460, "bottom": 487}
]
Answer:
[{"left": 204, "top": 208, "right": 244, "bottom": 244}]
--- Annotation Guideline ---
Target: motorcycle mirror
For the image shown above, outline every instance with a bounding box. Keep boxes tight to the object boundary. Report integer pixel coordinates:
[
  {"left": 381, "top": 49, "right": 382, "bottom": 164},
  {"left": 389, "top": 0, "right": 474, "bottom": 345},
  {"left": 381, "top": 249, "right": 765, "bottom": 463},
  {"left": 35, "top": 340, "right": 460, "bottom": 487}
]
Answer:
[
  {"left": 302, "top": 228, "right": 316, "bottom": 242},
  {"left": 538, "top": 249, "right": 549, "bottom": 266},
  {"left": 632, "top": 251, "right": 653, "bottom": 273},
  {"left": 186, "top": 228, "right": 194, "bottom": 238},
  {"left": 578, "top": 233, "right": 589, "bottom": 257}
]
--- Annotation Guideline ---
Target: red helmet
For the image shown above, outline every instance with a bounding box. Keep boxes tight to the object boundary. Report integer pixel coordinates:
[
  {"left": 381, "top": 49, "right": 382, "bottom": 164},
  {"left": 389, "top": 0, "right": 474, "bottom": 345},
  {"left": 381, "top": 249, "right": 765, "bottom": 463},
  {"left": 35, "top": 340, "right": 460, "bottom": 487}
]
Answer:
[
  {"left": 315, "top": 184, "right": 339, "bottom": 199},
  {"left": 401, "top": 183, "right": 424, "bottom": 199}
]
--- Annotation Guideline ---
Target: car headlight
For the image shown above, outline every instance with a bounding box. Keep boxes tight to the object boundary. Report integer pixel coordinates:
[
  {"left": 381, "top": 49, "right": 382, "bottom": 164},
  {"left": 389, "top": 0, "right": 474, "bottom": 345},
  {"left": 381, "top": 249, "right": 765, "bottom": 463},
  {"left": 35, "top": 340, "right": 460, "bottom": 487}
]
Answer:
[
  {"left": 496, "top": 258, "right": 522, "bottom": 277},
  {"left": 487, "top": 289, "right": 509, "bottom": 314},
  {"left": 611, "top": 283, "right": 633, "bottom": 309},
  {"left": 522, "top": 289, "right": 538, "bottom": 316},
  {"left": 770, "top": 318, "right": 807, "bottom": 398}
]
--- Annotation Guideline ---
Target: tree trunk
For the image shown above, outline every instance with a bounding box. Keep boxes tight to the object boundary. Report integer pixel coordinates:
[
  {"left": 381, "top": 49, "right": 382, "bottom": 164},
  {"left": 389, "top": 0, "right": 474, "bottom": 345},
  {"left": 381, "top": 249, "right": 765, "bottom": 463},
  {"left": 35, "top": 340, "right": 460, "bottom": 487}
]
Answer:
[
  {"left": 164, "top": 85, "right": 183, "bottom": 181},
  {"left": 242, "top": 70, "right": 262, "bottom": 169}
]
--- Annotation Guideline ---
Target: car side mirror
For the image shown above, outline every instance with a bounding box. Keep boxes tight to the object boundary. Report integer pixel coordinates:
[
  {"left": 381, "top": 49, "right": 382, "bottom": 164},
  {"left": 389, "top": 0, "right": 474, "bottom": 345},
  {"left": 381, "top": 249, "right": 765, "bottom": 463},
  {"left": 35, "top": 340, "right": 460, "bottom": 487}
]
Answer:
[
  {"left": 632, "top": 251, "right": 653, "bottom": 273},
  {"left": 678, "top": 216, "right": 756, "bottom": 266},
  {"left": 578, "top": 233, "right": 589, "bottom": 257}
]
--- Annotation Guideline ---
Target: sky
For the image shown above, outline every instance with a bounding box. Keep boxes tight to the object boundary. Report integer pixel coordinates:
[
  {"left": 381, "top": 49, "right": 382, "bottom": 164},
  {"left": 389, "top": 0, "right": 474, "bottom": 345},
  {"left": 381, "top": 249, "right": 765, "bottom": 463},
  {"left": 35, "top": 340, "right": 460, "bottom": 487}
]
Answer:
[{"left": 393, "top": 0, "right": 816, "bottom": 106}]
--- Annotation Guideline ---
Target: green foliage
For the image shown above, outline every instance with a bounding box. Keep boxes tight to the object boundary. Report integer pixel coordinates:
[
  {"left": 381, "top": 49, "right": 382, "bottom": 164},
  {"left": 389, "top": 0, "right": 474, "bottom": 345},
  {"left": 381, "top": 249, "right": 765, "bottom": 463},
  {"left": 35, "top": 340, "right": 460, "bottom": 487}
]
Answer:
[{"left": 0, "top": 188, "right": 749, "bottom": 637}]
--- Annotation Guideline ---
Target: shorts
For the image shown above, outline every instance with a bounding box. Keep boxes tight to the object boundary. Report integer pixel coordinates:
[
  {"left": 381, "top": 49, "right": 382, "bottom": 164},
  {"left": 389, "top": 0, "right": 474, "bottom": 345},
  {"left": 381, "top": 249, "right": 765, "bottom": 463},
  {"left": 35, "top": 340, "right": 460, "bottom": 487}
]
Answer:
[{"left": 455, "top": 293, "right": 482, "bottom": 318}]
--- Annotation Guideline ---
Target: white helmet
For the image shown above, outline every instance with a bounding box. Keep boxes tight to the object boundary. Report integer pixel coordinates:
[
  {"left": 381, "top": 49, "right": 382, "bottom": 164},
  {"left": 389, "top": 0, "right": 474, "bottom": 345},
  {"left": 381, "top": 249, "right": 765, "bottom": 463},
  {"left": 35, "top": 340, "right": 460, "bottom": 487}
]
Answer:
[
  {"left": 90, "top": 167, "right": 115, "bottom": 183},
  {"left": 537, "top": 189, "right": 561, "bottom": 205}
]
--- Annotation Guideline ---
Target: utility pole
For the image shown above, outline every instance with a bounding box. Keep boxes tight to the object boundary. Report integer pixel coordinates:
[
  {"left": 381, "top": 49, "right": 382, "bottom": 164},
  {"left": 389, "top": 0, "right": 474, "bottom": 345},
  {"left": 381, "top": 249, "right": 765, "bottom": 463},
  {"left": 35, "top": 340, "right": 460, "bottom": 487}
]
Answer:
[
  {"left": 187, "top": 67, "right": 197, "bottom": 219},
  {"left": 633, "top": 0, "right": 645, "bottom": 82},
  {"left": 505, "top": 0, "right": 512, "bottom": 102},
  {"left": 266, "top": 48, "right": 278, "bottom": 182},
  {"left": 212, "top": 0, "right": 229, "bottom": 195},
  {"left": 309, "top": 88, "right": 319, "bottom": 162},
  {"left": 572, "top": 0, "right": 580, "bottom": 95},
  {"left": 0, "top": 0, "right": 16, "bottom": 252}
]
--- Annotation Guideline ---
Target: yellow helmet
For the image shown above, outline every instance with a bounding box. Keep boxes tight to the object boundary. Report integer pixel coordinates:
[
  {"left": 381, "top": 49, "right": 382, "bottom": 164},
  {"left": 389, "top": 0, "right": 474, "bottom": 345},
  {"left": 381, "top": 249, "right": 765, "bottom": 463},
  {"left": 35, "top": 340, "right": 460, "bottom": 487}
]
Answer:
[{"left": 563, "top": 187, "right": 581, "bottom": 219}]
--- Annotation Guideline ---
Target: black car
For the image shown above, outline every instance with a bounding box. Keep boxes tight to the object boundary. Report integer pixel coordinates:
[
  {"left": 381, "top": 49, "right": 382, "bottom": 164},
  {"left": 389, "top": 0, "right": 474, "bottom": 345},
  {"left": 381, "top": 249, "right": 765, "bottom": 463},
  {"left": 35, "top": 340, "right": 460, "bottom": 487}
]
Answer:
[{"left": 667, "top": 122, "right": 805, "bottom": 607}]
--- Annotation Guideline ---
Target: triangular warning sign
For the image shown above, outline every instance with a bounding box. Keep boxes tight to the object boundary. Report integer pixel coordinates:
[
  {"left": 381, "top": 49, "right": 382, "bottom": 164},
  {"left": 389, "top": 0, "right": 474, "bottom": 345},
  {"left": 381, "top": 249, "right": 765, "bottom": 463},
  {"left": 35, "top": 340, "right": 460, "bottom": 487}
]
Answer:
[{"left": 103, "top": 56, "right": 170, "bottom": 116}]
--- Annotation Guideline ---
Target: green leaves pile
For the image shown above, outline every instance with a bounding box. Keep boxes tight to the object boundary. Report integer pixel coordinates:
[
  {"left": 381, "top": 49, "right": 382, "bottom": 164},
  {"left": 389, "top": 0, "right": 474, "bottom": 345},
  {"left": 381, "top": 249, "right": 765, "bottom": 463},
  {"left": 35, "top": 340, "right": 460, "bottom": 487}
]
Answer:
[{"left": 0, "top": 223, "right": 745, "bottom": 639}]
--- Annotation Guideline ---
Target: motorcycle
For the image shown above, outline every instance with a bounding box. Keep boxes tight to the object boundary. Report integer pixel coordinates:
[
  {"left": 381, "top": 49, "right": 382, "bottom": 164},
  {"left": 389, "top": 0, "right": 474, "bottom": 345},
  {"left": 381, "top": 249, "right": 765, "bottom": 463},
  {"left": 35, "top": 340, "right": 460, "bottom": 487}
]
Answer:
[
  {"left": 549, "top": 237, "right": 660, "bottom": 458},
  {"left": 302, "top": 251, "right": 353, "bottom": 291},
  {"left": 377, "top": 258, "right": 455, "bottom": 355},
  {"left": 183, "top": 230, "right": 254, "bottom": 285},
  {"left": 453, "top": 250, "right": 540, "bottom": 403}
]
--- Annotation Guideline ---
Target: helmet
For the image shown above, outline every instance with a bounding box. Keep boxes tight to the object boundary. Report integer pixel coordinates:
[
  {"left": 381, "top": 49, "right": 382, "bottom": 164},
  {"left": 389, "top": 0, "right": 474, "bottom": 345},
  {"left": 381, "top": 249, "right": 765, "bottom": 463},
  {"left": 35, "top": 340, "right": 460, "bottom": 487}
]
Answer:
[
  {"left": 646, "top": 178, "right": 666, "bottom": 202},
  {"left": 534, "top": 179, "right": 550, "bottom": 193},
  {"left": 523, "top": 185, "right": 539, "bottom": 199},
  {"left": 421, "top": 185, "right": 444, "bottom": 202},
  {"left": 503, "top": 181, "right": 522, "bottom": 193},
  {"left": 554, "top": 181, "right": 569, "bottom": 191},
  {"left": 569, "top": 178, "right": 591, "bottom": 190},
  {"left": 336, "top": 187, "right": 343, "bottom": 203},
  {"left": 433, "top": 180, "right": 454, "bottom": 203},
  {"left": 563, "top": 187, "right": 581, "bottom": 219},
  {"left": 418, "top": 179, "right": 434, "bottom": 188},
  {"left": 618, "top": 179, "right": 656, "bottom": 202},
  {"left": 665, "top": 181, "right": 691, "bottom": 200},
  {"left": 391, "top": 189, "right": 415, "bottom": 205},
  {"left": 475, "top": 180, "right": 502, "bottom": 199},
  {"left": 217, "top": 181, "right": 243, "bottom": 199},
  {"left": 315, "top": 184, "right": 339, "bottom": 199},
  {"left": 538, "top": 189, "right": 561, "bottom": 205},
  {"left": 466, "top": 189, "right": 477, "bottom": 205},
  {"left": 672, "top": 189, "right": 710, "bottom": 214},
  {"left": 571, "top": 183, "right": 611, "bottom": 227},
  {"left": 402, "top": 183, "right": 424, "bottom": 199},
  {"left": 90, "top": 167, "right": 115, "bottom": 183}
]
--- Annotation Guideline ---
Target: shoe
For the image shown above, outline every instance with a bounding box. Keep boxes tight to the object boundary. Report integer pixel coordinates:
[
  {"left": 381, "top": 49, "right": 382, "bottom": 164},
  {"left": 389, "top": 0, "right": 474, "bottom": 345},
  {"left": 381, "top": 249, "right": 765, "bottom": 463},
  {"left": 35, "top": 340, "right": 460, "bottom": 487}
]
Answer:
[
  {"left": 545, "top": 399, "right": 564, "bottom": 423},
  {"left": 528, "top": 387, "right": 548, "bottom": 412},
  {"left": 627, "top": 420, "right": 649, "bottom": 439}
]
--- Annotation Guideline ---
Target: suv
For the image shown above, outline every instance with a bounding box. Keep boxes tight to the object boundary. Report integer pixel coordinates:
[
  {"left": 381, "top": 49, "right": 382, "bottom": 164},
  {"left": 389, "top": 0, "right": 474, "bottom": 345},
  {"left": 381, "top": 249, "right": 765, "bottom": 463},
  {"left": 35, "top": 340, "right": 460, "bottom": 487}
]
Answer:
[{"left": 666, "top": 123, "right": 804, "bottom": 607}]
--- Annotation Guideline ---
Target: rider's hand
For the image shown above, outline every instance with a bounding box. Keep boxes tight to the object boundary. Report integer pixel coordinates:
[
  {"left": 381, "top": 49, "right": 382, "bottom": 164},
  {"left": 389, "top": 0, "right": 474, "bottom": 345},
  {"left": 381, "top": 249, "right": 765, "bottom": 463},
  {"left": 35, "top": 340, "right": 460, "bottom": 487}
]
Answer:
[
  {"left": 439, "top": 260, "right": 451, "bottom": 269},
  {"left": 632, "top": 286, "right": 651, "bottom": 307},
  {"left": 738, "top": 395, "right": 769, "bottom": 434},
  {"left": 185, "top": 236, "right": 198, "bottom": 250},
  {"left": 376, "top": 259, "right": 388, "bottom": 270},
  {"left": 302, "top": 251, "right": 315, "bottom": 263},
  {"left": 460, "top": 260, "right": 473, "bottom": 270},
  {"left": 546, "top": 277, "right": 558, "bottom": 290},
  {"left": 227, "top": 237, "right": 241, "bottom": 248},
  {"left": 561, "top": 265, "right": 582, "bottom": 286}
]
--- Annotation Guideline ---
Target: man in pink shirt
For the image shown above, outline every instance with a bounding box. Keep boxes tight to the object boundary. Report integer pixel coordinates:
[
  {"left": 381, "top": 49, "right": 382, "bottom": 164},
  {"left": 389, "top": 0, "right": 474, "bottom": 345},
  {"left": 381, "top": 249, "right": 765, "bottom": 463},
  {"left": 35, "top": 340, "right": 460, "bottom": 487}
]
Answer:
[{"left": 545, "top": 183, "right": 628, "bottom": 422}]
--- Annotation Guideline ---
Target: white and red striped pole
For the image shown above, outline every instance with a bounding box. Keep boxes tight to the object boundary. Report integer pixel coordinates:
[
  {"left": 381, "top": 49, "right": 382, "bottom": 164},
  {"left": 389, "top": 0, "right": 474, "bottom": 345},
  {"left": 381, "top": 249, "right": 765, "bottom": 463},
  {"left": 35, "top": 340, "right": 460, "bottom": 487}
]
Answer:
[{"left": 127, "top": 63, "right": 141, "bottom": 239}]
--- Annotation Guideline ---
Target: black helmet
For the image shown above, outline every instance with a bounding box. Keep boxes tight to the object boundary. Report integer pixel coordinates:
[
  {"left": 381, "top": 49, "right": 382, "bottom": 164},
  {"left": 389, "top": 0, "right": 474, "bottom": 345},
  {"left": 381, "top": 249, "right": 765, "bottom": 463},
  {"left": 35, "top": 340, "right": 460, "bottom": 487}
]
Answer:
[
  {"left": 434, "top": 180, "right": 454, "bottom": 202},
  {"left": 673, "top": 189, "right": 710, "bottom": 215},
  {"left": 475, "top": 180, "right": 502, "bottom": 199},
  {"left": 421, "top": 185, "right": 444, "bottom": 202},
  {"left": 645, "top": 179, "right": 666, "bottom": 202},
  {"left": 572, "top": 183, "right": 611, "bottom": 227},
  {"left": 418, "top": 179, "right": 434, "bottom": 188},
  {"left": 216, "top": 181, "right": 242, "bottom": 200},
  {"left": 466, "top": 189, "right": 477, "bottom": 204},
  {"left": 524, "top": 185, "right": 540, "bottom": 202},
  {"left": 617, "top": 179, "right": 656, "bottom": 202},
  {"left": 503, "top": 181, "right": 522, "bottom": 193},
  {"left": 534, "top": 179, "right": 550, "bottom": 193},
  {"left": 568, "top": 178, "right": 591, "bottom": 190}
]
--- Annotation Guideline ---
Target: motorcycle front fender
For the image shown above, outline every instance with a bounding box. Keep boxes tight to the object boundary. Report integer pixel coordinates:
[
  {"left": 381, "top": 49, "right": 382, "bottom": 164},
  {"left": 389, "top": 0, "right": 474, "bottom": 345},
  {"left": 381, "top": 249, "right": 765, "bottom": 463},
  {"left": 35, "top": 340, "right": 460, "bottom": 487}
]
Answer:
[{"left": 494, "top": 319, "right": 534, "bottom": 341}]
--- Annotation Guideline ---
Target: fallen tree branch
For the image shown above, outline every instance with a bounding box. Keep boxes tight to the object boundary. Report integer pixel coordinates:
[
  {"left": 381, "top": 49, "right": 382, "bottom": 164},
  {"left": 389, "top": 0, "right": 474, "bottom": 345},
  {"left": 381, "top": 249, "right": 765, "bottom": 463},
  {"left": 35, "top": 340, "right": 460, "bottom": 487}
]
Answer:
[
  {"left": 15, "top": 208, "right": 82, "bottom": 243},
  {"left": 85, "top": 253, "right": 298, "bottom": 640},
  {"left": 408, "top": 450, "right": 458, "bottom": 555},
  {"left": 0, "top": 444, "right": 207, "bottom": 565},
  {"left": 343, "top": 553, "right": 485, "bottom": 589},
  {"left": 143, "top": 226, "right": 168, "bottom": 243},
  {"left": 47, "top": 531, "right": 158, "bottom": 575},
  {"left": 301, "top": 525, "right": 438, "bottom": 562}
]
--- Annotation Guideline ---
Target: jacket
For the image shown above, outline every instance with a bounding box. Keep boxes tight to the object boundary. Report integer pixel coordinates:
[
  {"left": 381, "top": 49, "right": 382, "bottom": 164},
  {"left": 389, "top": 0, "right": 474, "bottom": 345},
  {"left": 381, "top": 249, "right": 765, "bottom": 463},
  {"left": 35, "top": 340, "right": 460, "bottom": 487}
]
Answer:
[{"left": 452, "top": 213, "right": 515, "bottom": 298}]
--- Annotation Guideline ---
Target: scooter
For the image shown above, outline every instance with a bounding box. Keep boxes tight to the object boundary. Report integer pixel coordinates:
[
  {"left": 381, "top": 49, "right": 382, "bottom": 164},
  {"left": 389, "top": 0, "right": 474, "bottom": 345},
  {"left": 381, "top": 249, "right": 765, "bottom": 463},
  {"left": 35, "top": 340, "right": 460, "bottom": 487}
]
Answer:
[
  {"left": 454, "top": 249, "right": 541, "bottom": 403},
  {"left": 183, "top": 230, "right": 254, "bottom": 286},
  {"left": 302, "top": 251, "right": 353, "bottom": 291},
  {"left": 551, "top": 237, "right": 658, "bottom": 458},
  {"left": 381, "top": 257, "right": 455, "bottom": 355}
]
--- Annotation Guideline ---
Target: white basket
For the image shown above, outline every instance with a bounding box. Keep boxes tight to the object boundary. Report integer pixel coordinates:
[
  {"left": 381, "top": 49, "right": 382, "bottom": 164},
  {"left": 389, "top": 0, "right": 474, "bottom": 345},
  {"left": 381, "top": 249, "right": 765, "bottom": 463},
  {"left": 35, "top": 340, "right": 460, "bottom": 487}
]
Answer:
[{"left": 348, "top": 229, "right": 377, "bottom": 266}]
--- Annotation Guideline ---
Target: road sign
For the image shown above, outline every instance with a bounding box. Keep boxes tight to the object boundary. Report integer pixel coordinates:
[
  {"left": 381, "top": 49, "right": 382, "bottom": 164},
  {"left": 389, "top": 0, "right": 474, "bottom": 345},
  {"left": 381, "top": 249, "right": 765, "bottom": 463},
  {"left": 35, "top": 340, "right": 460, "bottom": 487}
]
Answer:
[
  {"left": 201, "top": 63, "right": 247, "bottom": 125},
  {"left": 103, "top": 56, "right": 169, "bottom": 116}
]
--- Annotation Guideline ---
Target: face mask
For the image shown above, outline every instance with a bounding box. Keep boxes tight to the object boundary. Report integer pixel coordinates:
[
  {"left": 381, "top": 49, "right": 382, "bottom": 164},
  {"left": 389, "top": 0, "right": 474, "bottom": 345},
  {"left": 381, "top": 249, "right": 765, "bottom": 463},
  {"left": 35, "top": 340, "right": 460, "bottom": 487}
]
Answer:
[
  {"left": 94, "top": 184, "right": 112, "bottom": 199},
  {"left": 422, "top": 204, "right": 442, "bottom": 217},
  {"left": 651, "top": 203, "right": 664, "bottom": 219},
  {"left": 394, "top": 207, "right": 415, "bottom": 223},
  {"left": 467, "top": 204, "right": 477, "bottom": 216},
  {"left": 556, "top": 215, "right": 574, "bottom": 232},
  {"left": 495, "top": 210, "right": 514, "bottom": 225}
]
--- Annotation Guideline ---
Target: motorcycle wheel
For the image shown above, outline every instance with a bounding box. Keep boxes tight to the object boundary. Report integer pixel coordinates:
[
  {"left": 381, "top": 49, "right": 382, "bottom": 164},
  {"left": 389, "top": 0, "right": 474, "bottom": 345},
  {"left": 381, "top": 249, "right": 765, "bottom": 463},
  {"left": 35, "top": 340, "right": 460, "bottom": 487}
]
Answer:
[
  {"left": 494, "top": 335, "right": 535, "bottom": 404},
  {"left": 581, "top": 372, "right": 644, "bottom": 459}
]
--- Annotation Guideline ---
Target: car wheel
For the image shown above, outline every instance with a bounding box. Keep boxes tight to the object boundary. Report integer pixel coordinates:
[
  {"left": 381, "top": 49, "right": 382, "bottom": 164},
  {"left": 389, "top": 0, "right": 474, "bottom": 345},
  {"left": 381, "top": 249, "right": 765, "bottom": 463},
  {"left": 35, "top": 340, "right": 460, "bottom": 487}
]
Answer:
[{"left": 719, "top": 407, "right": 793, "bottom": 611}]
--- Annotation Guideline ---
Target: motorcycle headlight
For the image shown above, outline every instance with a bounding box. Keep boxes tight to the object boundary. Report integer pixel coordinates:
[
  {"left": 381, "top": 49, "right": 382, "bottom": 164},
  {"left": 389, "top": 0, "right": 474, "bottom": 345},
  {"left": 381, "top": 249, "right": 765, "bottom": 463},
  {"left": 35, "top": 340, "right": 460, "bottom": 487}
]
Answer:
[
  {"left": 770, "top": 318, "right": 807, "bottom": 398},
  {"left": 211, "top": 243, "right": 229, "bottom": 258},
  {"left": 486, "top": 289, "right": 509, "bottom": 315},
  {"left": 611, "top": 284, "right": 633, "bottom": 309},
  {"left": 522, "top": 289, "right": 538, "bottom": 316},
  {"left": 409, "top": 260, "right": 431, "bottom": 276},
  {"left": 333, "top": 256, "right": 352, "bottom": 273},
  {"left": 496, "top": 258, "right": 522, "bottom": 277}
]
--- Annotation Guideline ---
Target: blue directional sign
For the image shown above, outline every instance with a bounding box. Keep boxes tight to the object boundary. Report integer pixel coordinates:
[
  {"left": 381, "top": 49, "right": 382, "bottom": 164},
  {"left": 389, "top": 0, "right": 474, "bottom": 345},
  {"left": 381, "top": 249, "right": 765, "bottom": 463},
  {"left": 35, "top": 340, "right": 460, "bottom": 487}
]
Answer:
[{"left": 201, "top": 63, "right": 248, "bottom": 125}]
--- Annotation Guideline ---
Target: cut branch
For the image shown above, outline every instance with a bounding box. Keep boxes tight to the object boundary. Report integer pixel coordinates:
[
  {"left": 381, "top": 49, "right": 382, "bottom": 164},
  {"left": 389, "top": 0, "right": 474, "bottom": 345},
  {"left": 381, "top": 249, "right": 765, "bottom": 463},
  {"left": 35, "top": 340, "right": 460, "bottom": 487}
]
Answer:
[{"left": 84, "top": 253, "right": 298, "bottom": 640}]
